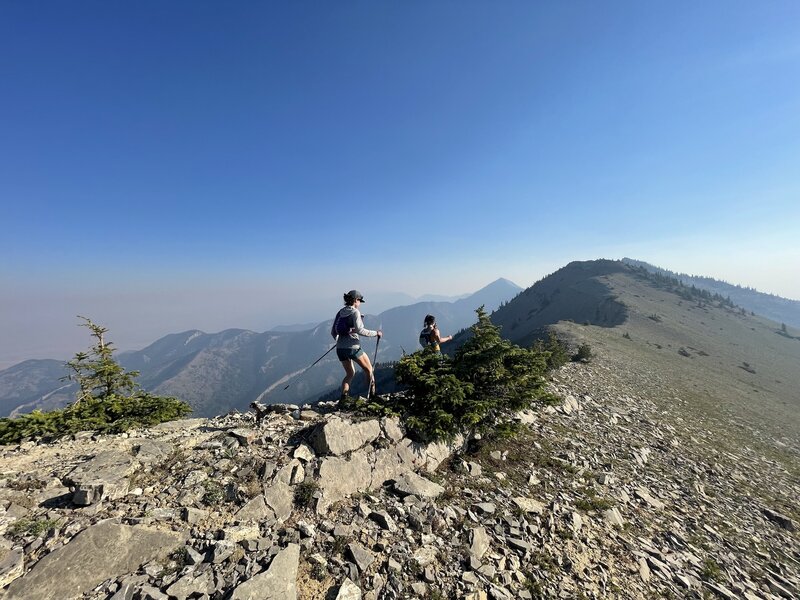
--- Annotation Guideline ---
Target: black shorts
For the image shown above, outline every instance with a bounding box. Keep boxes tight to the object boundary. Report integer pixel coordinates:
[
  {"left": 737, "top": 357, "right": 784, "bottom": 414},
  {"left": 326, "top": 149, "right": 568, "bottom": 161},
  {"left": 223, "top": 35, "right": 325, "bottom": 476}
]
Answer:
[{"left": 337, "top": 347, "right": 365, "bottom": 361}]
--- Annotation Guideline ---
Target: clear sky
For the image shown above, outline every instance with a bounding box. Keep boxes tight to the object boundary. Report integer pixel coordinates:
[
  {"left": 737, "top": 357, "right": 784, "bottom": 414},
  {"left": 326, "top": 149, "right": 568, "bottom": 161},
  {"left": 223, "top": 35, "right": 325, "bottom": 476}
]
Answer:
[{"left": 2, "top": 1, "right": 799, "bottom": 368}]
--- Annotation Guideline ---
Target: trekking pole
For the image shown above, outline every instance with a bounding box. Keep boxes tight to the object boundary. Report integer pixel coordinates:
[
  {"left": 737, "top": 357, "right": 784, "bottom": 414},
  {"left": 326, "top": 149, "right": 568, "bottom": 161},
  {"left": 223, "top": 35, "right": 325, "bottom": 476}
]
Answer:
[
  {"left": 373, "top": 334, "right": 381, "bottom": 366},
  {"left": 283, "top": 343, "right": 337, "bottom": 390}
]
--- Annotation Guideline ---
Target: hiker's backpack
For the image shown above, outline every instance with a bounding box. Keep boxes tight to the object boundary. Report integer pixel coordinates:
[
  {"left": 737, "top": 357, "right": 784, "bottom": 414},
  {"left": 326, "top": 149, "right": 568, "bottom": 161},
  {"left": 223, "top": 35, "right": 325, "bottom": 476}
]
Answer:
[
  {"left": 419, "top": 326, "right": 434, "bottom": 348},
  {"left": 334, "top": 310, "right": 356, "bottom": 336}
]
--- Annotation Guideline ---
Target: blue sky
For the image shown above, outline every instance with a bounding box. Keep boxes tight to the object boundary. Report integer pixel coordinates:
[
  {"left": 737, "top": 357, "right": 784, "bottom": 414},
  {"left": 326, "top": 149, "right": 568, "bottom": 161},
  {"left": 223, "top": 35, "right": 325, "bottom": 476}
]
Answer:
[{"left": 1, "top": 1, "right": 799, "bottom": 367}]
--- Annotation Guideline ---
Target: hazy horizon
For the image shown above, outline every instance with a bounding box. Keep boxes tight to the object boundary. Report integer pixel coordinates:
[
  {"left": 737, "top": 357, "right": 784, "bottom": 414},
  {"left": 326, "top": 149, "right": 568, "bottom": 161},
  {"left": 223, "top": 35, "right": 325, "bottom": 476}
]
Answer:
[{"left": 2, "top": 2, "right": 799, "bottom": 369}]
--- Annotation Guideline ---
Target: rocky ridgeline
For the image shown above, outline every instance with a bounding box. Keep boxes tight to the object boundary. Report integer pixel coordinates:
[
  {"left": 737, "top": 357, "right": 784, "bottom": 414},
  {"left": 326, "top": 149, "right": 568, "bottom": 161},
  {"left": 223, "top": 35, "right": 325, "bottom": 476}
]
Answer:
[{"left": 0, "top": 358, "right": 797, "bottom": 600}]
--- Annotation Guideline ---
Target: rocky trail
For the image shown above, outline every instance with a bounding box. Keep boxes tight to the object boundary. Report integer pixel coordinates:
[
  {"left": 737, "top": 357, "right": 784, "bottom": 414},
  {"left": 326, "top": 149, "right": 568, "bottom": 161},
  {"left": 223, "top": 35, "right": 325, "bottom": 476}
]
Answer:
[{"left": 0, "top": 357, "right": 798, "bottom": 599}]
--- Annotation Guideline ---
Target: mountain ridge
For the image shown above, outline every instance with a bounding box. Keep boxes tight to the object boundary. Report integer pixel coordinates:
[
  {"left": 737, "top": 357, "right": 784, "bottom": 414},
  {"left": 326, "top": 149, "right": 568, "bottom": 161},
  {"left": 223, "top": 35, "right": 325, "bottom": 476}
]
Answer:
[{"left": 622, "top": 257, "right": 800, "bottom": 327}]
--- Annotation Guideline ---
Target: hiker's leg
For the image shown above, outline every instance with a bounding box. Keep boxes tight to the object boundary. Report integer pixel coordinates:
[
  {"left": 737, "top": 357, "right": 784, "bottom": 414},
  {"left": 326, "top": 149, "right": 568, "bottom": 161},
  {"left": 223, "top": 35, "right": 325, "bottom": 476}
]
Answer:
[
  {"left": 353, "top": 352, "right": 375, "bottom": 396},
  {"left": 341, "top": 360, "right": 355, "bottom": 396}
]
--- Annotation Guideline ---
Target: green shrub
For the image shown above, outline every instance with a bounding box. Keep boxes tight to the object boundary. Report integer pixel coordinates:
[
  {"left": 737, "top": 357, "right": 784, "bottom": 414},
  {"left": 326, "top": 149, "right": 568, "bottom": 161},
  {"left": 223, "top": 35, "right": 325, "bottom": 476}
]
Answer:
[
  {"left": 202, "top": 480, "right": 226, "bottom": 505},
  {"left": 0, "top": 318, "right": 191, "bottom": 445},
  {"left": 395, "top": 349, "right": 473, "bottom": 441},
  {"left": 532, "top": 331, "right": 570, "bottom": 370},
  {"left": 391, "top": 307, "right": 549, "bottom": 442},
  {"left": 572, "top": 343, "right": 592, "bottom": 363},
  {"left": 9, "top": 518, "right": 61, "bottom": 538}
]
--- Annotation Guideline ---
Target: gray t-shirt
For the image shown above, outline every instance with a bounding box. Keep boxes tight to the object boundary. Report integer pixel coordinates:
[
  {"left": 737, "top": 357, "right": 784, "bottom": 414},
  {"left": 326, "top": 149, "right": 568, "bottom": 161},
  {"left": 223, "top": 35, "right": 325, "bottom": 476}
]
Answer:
[{"left": 331, "top": 306, "right": 377, "bottom": 349}]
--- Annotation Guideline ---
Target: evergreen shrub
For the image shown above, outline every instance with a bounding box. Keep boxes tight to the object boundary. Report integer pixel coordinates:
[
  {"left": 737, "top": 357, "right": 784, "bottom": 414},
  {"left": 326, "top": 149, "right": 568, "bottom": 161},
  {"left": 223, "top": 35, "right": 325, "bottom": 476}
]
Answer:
[
  {"left": 0, "top": 317, "right": 191, "bottom": 444},
  {"left": 572, "top": 343, "right": 593, "bottom": 363},
  {"left": 388, "top": 306, "right": 551, "bottom": 442}
]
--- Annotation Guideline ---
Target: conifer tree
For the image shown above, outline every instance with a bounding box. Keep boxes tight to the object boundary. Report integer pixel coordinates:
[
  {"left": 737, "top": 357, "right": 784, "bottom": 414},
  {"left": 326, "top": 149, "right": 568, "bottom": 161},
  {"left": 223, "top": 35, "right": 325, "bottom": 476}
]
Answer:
[{"left": 64, "top": 317, "right": 139, "bottom": 404}]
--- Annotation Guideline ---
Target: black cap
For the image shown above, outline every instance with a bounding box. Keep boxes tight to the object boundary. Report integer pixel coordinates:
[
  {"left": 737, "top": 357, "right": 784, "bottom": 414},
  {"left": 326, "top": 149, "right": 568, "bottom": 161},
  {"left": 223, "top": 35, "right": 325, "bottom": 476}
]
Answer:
[{"left": 346, "top": 290, "right": 365, "bottom": 302}]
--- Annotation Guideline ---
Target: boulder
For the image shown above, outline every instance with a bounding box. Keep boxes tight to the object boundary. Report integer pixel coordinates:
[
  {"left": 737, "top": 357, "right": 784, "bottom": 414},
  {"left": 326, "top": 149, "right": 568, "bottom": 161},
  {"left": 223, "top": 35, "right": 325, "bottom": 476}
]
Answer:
[
  {"left": 230, "top": 543, "right": 299, "bottom": 600},
  {"left": 393, "top": 472, "right": 445, "bottom": 499},
  {"left": 236, "top": 494, "right": 273, "bottom": 522},
  {"left": 0, "top": 546, "right": 23, "bottom": 588},
  {"left": 469, "top": 527, "right": 490, "bottom": 561},
  {"left": 308, "top": 417, "right": 381, "bottom": 456},
  {"left": 263, "top": 480, "right": 294, "bottom": 523},
  {"left": 511, "top": 497, "right": 545, "bottom": 514},
  {"left": 64, "top": 450, "right": 137, "bottom": 504},
  {"left": 317, "top": 452, "right": 372, "bottom": 513},
  {"left": 4, "top": 522, "right": 186, "bottom": 600}
]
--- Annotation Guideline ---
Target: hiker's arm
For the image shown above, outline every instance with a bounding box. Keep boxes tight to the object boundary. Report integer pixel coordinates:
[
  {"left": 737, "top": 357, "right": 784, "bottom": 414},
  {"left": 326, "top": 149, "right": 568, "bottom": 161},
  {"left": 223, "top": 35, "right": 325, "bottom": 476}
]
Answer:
[
  {"left": 354, "top": 312, "right": 377, "bottom": 337},
  {"left": 432, "top": 327, "right": 452, "bottom": 344}
]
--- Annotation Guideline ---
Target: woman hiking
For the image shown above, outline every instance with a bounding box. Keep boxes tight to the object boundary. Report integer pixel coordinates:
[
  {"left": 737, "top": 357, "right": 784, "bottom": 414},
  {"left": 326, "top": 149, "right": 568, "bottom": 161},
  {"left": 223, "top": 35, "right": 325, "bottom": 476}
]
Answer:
[
  {"left": 419, "top": 314, "right": 452, "bottom": 352},
  {"left": 331, "top": 290, "right": 382, "bottom": 400}
]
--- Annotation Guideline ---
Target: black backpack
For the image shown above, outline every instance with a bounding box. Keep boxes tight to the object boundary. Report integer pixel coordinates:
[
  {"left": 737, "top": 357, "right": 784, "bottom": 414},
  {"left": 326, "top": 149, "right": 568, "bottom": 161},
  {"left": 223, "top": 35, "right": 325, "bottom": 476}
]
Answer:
[{"left": 334, "top": 310, "right": 356, "bottom": 336}]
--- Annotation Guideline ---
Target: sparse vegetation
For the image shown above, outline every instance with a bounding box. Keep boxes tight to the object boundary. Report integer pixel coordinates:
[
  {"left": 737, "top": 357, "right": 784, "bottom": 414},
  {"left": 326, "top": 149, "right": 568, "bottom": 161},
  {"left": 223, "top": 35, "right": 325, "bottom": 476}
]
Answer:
[
  {"left": 572, "top": 343, "right": 592, "bottom": 363},
  {"left": 202, "top": 479, "right": 226, "bottom": 505},
  {"left": 9, "top": 517, "right": 61, "bottom": 538},
  {"left": 701, "top": 557, "right": 723, "bottom": 581},
  {"left": 294, "top": 480, "right": 320, "bottom": 509}
]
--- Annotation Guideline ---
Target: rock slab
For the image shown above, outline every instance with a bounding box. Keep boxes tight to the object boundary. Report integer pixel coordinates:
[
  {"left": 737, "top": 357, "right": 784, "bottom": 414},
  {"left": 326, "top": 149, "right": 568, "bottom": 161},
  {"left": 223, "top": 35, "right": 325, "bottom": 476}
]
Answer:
[
  {"left": 230, "top": 543, "right": 300, "bottom": 600},
  {"left": 4, "top": 521, "right": 187, "bottom": 600}
]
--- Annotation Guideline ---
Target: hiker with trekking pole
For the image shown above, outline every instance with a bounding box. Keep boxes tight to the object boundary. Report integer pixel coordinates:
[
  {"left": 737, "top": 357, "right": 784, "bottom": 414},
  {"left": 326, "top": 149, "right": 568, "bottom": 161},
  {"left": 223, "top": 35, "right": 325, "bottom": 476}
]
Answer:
[{"left": 331, "top": 290, "right": 382, "bottom": 401}]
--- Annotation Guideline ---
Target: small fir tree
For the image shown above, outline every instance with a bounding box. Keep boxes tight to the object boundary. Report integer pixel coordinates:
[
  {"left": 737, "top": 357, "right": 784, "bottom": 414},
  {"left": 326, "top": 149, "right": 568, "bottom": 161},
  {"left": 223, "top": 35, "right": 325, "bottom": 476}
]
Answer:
[
  {"left": 0, "top": 317, "right": 191, "bottom": 444},
  {"left": 64, "top": 317, "right": 139, "bottom": 404}
]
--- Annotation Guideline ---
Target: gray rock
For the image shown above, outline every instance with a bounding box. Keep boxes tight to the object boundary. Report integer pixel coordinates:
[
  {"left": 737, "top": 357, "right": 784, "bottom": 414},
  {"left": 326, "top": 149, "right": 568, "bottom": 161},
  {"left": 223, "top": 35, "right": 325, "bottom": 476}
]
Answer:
[
  {"left": 139, "top": 584, "right": 170, "bottom": 600},
  {"left": 72, "top": 483, "right": 104, "bottom": 506},
  {"left": 511, "top": 497, "right": 545, "bottom": 514},
  {"left": 229, "top": 428, "right": 257, "bottom": 446},
  {"left": 166, "top": 570, "right": 214, "bottom": 600},
  {"left": 263, "top": 480, "right": 293, "bottom": 523},
  {"left": 230, "top": 543, "right": 299, "bottom": 600},
  {"left": 634, "top": 487, "right": 665, "bottom": 510},
  {"left": 132, "top": 439, "right": 174, "bottom": 463},
  {"left": 0, "top": 546, "right": 24, "bottom": 588},
  {"left": 223, "top": 523, "right": 261, "bottom": 543},
  {"left": 317, "top": 452, "right": 372, "bottom": 513},
  {"left": 473, "top": 502, "right": 496, "bottom": 515},
  {"left": 183, "top": 469, "right": 209, "bottom": 487},
  {"left": 211, "top": 540, "right": 236, "bottom": 563},
  {"left": 469, "top": 527, "right": 490, "bottom": 560},
  {"left": 381, "top": 416, "right": 404, "bottom": 442},
  {"left": 464, "top": 461, "right": 482, "bottom": 477},
  {"left": 183, "top": 506, "right": 208, "bottom": 525},
  {"left": 335, "top": 577, "right": 362, "bottom": 600},
  {"left": 763, "top": 508, "right": 795, "bottom": 531},
  {"left": 64, "top": 450, "right": 137, "bottom": 504},
  {"left": 508, "top": 537, "right": 532, "bottom": 552},
  {"left": 393, "top": 472, "right": 445, "bottom": 499},
  {"left": 347, "top": 542, "right": 375, "bottom": 573},
  {"left": 4, "top": 522, "right": 186, "bottom": 600},
  {"left": 292, "top": 443, "right": 315, "bottom": 462},
  {"left": 369, "top": 510, "right": 397, "bottom": 532},
  {"left": 236, "top": 494, "right": 273, "bottom": 522},
  {"left": 308, "top": 416, "right": 381, "bottom": 456},
  {"left": 602, "top": 507, "right": 624, "bottom": 527}
]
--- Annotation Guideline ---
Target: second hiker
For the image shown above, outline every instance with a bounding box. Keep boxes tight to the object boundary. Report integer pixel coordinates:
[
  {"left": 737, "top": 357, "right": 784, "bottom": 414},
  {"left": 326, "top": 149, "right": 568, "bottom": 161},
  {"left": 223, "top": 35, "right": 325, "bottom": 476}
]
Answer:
[
  {"left": 332, "top": 290, "right": 382, "bottom": 400},
  {"left": 419, "top": 314, "right": 452, "bottom": 352}
]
